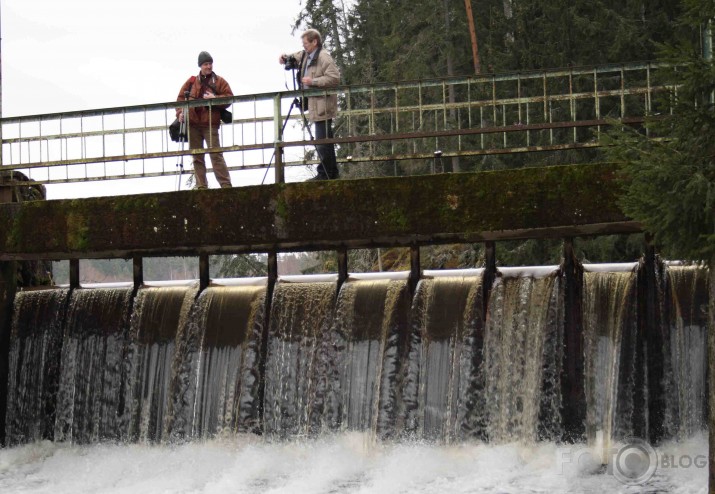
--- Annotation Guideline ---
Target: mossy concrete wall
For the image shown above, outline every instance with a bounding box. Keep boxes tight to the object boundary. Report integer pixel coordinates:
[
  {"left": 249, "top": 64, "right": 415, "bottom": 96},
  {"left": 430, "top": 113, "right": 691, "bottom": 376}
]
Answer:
[{"left": 0, "top": 163, "right": 639, "bottom": 260}]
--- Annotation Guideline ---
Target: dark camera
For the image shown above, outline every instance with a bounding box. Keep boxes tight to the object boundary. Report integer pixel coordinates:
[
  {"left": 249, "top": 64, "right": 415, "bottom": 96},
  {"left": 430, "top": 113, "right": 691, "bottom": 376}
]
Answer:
[{"left": 284, "top": 54, "right": 300, "bottom": 70}]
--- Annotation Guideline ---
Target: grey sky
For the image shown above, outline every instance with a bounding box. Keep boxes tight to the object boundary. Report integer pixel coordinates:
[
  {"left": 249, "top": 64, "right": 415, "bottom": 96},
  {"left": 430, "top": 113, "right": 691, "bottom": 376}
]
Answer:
[{"left": 2, "top": 0, "right": 306, "bottom": 115}]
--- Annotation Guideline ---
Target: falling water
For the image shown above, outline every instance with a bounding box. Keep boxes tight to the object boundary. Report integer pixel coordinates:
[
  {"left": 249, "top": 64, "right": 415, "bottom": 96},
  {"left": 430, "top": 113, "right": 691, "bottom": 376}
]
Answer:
[
  {"left": 583, "top": 269, "right": 638, "bottom": 454},
  {"left": 263, "top": 281, "right": 336, "bottom": 437},
  {"left": 121, "top": 285, "right": 197, "bottom": 442},
  {"left": 5, "top": 289, "right": 69, "bottom": 445},
  {"left": 481, "top": 271, "right": 563, "bottom": 443},
  {"left": 330, "top": 278, "right": 411, "bottom": 438},
  {"left": 167, "top": 284, "right": 266, "bottom": 440},
  {"left": 403, "top": 275, "right": 484, "bottom": 442},
  {"left": 53, "top": 288, "right": 133, "bottom": 444},
  {"left": 0, "top": 263, "right": 710, "bottom": 492},
  {"left": 663, "top": 265, "right": 709, "bottom": 438}
]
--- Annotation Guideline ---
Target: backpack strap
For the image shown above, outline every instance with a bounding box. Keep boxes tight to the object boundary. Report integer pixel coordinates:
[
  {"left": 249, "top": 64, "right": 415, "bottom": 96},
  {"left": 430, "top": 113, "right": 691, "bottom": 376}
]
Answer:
[{"left": 184, "top": 76, "right": 197, "bottom": 100}]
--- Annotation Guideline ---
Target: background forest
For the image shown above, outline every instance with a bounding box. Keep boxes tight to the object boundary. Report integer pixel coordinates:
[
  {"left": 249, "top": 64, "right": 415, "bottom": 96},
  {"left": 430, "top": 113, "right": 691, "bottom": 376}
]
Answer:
[{"left": 292, "top": 0, "right": 712, "bottom": 273}]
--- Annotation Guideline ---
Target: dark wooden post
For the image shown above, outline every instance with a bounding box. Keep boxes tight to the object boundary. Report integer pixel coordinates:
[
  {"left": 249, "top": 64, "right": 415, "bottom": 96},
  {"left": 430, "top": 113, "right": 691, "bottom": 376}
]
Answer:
[
  {"left": 408, "top": 245, "right": 421, "bottom": 295},
  {"left": 633, "top": 253, "right": 649, "bottom": 440},
  {"left": 0, "top": 260, "right": 17, "bottom": 445},
  {"left": 634, "top": 236, "right": 665, "bottom": 443},
  {"left": 482, "top": 241, "right": 497, "bottom": 322},
  {"left": 133, "top": 255, "right": 143, "bottom": 290},
  {"left": 257, "top": 251, "right": 278, "bottom": 429},
  {"left": 644, "top": 242, "right": 666, "bottom": 444},
  {"left": 199, "top": 253, "right": 210, "bottom": 290},
  {"left": 337, "top": 248, "right": 348, "bottom": 294},
  {"left": 561, "top": 238, "right": 585, "bottom": 442},
  {"left": 633, "top": 236, "right": 665, "bottom": 444},
  {"left": 69, "top": 259, "right": 80, "bottom": 289}
]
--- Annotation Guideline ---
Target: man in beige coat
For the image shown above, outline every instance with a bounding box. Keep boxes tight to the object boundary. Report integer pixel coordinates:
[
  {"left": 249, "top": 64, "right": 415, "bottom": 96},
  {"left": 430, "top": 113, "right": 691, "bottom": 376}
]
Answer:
[{"left": 279, "top": 29, "right": 341, "bottom": 180}]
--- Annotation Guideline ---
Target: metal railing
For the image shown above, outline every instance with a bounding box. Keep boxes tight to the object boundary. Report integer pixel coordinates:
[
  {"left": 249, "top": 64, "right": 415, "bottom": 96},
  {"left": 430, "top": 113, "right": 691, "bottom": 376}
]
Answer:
[{"left": 0, "top": 62, "right": 676, "bottom": 187}]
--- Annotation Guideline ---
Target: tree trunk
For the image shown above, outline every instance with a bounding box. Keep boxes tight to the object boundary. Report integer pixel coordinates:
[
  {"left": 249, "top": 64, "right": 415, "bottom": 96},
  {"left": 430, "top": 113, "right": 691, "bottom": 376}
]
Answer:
[
  {"left": 443, "top": 0, "right": 461, "bottom": 172},
  {"left": 503, "top": 0, "right": 514, "bottom": 44}
]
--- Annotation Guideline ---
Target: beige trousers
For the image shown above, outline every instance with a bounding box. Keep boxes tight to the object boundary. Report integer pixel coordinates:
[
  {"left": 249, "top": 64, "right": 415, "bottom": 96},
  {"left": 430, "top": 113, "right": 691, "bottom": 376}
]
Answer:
[{"left": 188, "top": 125, "right": 232, "bottom": 188}]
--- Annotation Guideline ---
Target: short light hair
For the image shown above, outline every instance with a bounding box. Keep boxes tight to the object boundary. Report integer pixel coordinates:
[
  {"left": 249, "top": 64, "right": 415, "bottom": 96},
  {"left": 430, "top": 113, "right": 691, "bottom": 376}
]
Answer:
[{"left": 302, "top": 29, "right": 323, "bottom": 48}]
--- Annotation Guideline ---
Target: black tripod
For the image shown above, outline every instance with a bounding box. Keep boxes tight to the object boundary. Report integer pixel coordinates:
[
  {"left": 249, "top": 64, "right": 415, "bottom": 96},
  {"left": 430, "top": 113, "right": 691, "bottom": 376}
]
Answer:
[
  {"left": 176, "top": 89, "right": 190, "bottom": 191},
  {"left": 261, "top": 68, "right": 317, "bottom": 185}
]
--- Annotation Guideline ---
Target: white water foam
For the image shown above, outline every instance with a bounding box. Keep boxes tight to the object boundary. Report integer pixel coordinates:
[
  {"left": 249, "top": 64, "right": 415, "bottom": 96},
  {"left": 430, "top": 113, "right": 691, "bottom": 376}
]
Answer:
[{"left": 0, "top": 432, "right": 707, "bottom": 493}]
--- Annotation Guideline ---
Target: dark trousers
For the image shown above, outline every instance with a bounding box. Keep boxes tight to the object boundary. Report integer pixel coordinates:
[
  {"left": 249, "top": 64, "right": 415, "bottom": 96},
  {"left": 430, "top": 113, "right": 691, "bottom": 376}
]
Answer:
[{"left": 314, "top": 119, "right": 338, "bottom": 179}]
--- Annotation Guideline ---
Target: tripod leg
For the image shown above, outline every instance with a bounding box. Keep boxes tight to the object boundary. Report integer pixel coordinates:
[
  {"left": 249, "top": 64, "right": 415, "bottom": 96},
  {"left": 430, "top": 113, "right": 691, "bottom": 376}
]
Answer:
[
  {"left": 177, "top": 139, "right": 185, "bottom": 191},
  {"left": 261, "top": 98, "right": 301, "bottom": 185}
]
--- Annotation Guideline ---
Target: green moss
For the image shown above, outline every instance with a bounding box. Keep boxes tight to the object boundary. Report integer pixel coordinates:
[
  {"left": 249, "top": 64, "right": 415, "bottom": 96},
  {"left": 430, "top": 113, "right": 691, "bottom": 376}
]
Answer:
[
  {"left": 66, "top": 213, "right": 90, "bottom": 250},
  {"left": 275, "top": 196, "right": 288, "bottom": 219}
]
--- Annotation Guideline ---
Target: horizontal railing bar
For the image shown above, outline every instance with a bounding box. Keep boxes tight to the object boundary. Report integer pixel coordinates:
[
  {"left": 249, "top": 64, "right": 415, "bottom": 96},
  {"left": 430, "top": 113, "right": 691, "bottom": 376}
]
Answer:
[
  {"left": 1, "top": 84, "right": 670, "bottom": 146},
  {"left": 1, "top": 61, "right": 671, "bottom": 125},
  {"left": 5, "top": 135, "right": 668, "bottom": 187},
  {"left": 1, "top": 117, "right": 646, "bottom": 172}
]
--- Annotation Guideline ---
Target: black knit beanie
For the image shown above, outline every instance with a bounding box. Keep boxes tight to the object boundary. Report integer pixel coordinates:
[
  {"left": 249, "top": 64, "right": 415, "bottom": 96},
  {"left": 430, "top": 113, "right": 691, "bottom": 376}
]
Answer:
[{"left": 198, "top": 51, "right": 213, "bottom": 66}]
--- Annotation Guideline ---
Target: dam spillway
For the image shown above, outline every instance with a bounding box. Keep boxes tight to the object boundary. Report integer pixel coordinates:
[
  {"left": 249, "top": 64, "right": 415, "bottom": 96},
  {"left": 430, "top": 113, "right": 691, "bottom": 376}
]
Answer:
[{"left": 3, "top": 262, "right": 709, "bottom": 450}]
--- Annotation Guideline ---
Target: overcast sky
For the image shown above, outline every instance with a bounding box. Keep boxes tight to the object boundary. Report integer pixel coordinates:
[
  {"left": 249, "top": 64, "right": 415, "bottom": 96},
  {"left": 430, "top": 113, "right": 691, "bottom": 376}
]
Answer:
[
  {"left": 2, "top": 0, "right": 307, "bottom": 114},
  {"left": 1, "top": 0, "right": 320, "bottom": 196}
]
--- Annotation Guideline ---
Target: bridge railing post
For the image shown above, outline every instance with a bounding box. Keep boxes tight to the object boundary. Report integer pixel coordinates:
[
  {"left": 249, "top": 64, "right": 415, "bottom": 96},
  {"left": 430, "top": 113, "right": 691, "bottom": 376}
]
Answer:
[{"left": 273, "top": 95, "right": 285, "bottom": 184}]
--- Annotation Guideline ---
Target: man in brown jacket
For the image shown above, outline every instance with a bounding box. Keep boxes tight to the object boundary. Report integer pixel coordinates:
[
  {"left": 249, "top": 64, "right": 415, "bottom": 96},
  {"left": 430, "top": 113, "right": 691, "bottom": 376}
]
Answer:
[
  {"left": 279, "top": 29, "right": 341, "bottom": 180},
  {"left": 176, "top": 51, "right": 233, "bottom": 189}
]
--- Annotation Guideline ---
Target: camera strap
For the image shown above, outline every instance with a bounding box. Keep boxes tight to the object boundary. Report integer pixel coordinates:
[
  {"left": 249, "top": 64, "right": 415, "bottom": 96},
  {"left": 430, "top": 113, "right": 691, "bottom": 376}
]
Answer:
[
  {"left": 198, "top": 74, "right": 218, "bottom": 97},
  {"left": 181, "top": 75, "right": 197, "bottom": 98}
]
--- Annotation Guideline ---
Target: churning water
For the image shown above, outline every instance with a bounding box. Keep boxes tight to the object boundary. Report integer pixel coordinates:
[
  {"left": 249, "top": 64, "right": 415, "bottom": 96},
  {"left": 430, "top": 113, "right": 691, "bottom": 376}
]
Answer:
[{"left": 0, "top": 432, "right": 708, "bottom": 493}]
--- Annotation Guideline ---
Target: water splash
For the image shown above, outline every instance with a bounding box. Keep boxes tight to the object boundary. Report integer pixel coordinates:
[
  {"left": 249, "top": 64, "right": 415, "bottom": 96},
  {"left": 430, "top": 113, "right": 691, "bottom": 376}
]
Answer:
[
  {"left": 0, "top": 432, "right": 707, "bottom": 493},
  {"left": 583, "top": 270, "right": 638, "bottom": 454},
  {"left": 330, "top": 279, "right": 412, "bottom": 439},
  {"left": 263, "top": 282, "right": 336, "bottom": 437},
  {"left": 403, "top": 275, "right": 485, "bottom": 442},
  {"left": 53, "top": 287, "right": 133, "bottom": 444},
  {"left": 5, "top": 289, "right": 70, "bottom": 445},
  {"left": 167, "top": 285, "right": 266, "bottom": 440},
  {"left": 121, "top": 285, "right": 197, "bottom": 442},
  {"left": 481, "top": 273, "right": 563, "bottom": 443},
  {"left": 663, "top": 265, "right": 709, "bottom": 439}
]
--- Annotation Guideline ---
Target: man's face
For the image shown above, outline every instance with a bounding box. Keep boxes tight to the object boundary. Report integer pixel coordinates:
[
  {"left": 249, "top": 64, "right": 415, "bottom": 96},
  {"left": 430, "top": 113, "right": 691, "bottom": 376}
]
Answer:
[
  {"left": 200, "top": 62, "right": 213, "bottom": 76},
  {"left": 302, "top": 36, "right": 318, "bottom": 54}
]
